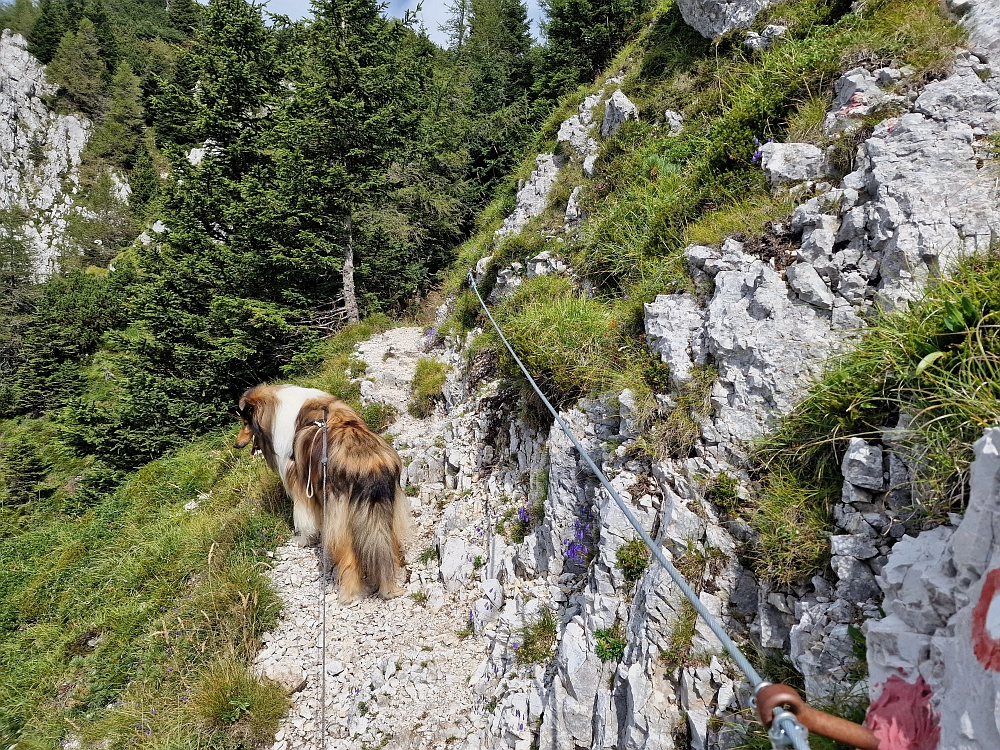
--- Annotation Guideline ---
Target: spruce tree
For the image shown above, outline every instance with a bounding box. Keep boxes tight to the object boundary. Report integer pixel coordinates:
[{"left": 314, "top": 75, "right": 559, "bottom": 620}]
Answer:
[
  {"left": 0, "top": 433, "right": 48, "bottom": 506},
  {"left": 537, "top": 0, "right": 648, "bottom": 99},
  {"left": 271, "top": 0, "right": 422, "bottom": 322},
  {"left": 89, "top": 61, "right": 143, "bottom": 167},
  {"left": 46, "top": 17, "right": 107, "bottom": 115},
  {"left": 168, "top": 0, "right": 202, "bottom": 37}
]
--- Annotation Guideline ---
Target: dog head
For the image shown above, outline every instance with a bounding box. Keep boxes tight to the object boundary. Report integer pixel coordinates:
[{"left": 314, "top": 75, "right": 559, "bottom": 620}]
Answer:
[{"left": 234, "top": 388, "right": 263, "bottom": 454}]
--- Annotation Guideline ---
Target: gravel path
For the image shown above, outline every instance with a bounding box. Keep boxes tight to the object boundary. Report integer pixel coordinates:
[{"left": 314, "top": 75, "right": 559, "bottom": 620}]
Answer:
[{"left": 254, "top": 327, "right": 487, "bottom": 750}]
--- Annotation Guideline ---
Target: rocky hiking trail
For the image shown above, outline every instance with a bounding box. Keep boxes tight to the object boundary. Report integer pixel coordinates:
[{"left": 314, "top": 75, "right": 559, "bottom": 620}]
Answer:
[{"left": 253, "top": 326, "right": 489, "bottom": 750}]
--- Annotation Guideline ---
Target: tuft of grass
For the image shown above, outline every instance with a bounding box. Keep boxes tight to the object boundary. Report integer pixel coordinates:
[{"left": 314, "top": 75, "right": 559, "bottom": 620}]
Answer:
[
  {"left": 615, "top": 538, "right": 651, "bottom": 583},
  {"left": 487, "top": 275, "right": 660, "bottom": 415},
  {"left": 362, "top": 401, "right": 398, "bottom": 433},
  {"left": 707, "top": 472, "right": 740, "bottom": 512},
  {"left": 659, "top": 601, "right": 699, "bottom": 671},
  {"left": 595, "top": 622, "right": 627, "bottom": 662},
  {"left": 639, "top": 365, "right": 717, "bottom": 460},
  {"left": 516, "top": 608, "right": 557, "bottom": 664},
  {"left": 190, "top": 657, "right": 288, "bottom": 743},
  {"left": 404, "top": 483, "right": 420, "bottom": 497},
  {"left": 417, "top": 545, "right": 439, "bottom": 565},
  {"left": 410, "top": 591, "right": 428, "bottom": 605},
  {"left": 408, "top": 359, "right": 449, "bottom": 418}
]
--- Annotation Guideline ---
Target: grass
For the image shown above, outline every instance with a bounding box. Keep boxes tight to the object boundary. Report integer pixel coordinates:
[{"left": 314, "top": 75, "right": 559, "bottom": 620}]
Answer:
[
  {"left": 408, "top": 358, "right": 449, "bottom": 418},
  {"left": 0, "top": 433, "right": 289, "bottom": 746},
  {"left": 706, "top": 472, "right": 741, "bottom": 512},
  {"left": 744, "top": 248, "right": 1000, "bottom": 583},
  {"left": 638, "top": 365, "right": 717, "bottom": 460},
  {"left": 659, "top": 601, "right": 699, "bottom": 670},
  {"left": 516, "top": 608, "right": 558, "bottom": 665},
  {"left": 484, "top": 274, "right": 667, "bottom": 417},
  {"left": 417, "top": 545, "right": 439, "bottom": 565}
]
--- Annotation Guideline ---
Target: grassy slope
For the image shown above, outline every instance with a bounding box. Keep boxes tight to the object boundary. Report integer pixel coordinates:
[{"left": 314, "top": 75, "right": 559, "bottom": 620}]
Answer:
[
  {"left": 0, "top": 316, "right": 393, "bottom": 747},
  {"left": 444, "top": 0, "right": 970, "bottom": 584}
]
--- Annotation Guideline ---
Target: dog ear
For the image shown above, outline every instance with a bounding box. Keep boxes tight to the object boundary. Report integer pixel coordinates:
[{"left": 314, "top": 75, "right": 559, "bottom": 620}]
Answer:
[{"left": 237, "top": 389, "right": 256, "bottom": 421}]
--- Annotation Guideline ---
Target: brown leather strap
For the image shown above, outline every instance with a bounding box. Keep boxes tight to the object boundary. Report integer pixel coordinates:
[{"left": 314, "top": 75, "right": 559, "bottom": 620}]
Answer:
[{"left": 756, "top": 683, "right": 881, "bottom": 750}]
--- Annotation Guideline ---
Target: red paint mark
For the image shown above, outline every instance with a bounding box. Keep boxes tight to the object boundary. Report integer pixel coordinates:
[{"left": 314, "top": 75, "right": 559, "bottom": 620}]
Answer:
[
  {"left": 972, "top": 567, "right": 1000, "bottom": 671},
  {"left": 866, "top": 675, "right": 940, "bottom": 750}
]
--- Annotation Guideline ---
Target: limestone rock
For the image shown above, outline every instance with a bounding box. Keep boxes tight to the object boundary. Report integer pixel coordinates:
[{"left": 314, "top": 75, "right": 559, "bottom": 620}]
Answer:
[
  {"left": 759, "top": 142, "right": 832, "bottom": 187},
  {"left": 0, "top": 30, "right": 90, "bottom": 278},
  {"left": 564, "top": 186, "right": 585, "bottom": 229},
  {"left": 785, "top": 263, "right": 835, "bottom": 309},
  {"left": 601, "top": 89, "right": 638, "bottom": 139},
  {"left": 643, "top": 293, "right": 707, "bottom": 386},
  {"left": 822, "top": 67, "right": 905, "bottom": 137},
  {"left": 495, "top": 155, "right": 566, "bottom": 239},
  {"left": 676, "top": 0, "right": 773, "bottom": 38},
  {"left": 261, "top": 662, "right": 308, "bottom": 694},
  {"left": 841, "top": 438, "right": 884, "bottom": 491},
  {"left": 557, "top": 91, "right": 603, "bottom": 158},
  {"left": 744, "top": 23, "right": 786, "bottom": 50},
  {"left": 865, "top": 428, "right": 1000, "bottom": 749},
  {"left": 664, "top": 109, "right": 684, "bottom": 135}
]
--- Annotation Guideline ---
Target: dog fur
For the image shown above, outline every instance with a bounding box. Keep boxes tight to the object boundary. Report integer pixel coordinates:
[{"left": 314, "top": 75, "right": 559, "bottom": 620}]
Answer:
[{"left": 235, "top": 384, "right": 411, "bottom": 602}]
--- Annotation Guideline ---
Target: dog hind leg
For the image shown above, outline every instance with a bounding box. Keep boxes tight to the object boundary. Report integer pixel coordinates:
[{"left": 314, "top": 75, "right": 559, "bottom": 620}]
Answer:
[
  {"left": 324, "top": 493, "right": 362, "bottom": 603},
  {"left": 351, "top": 494, "right": 405, "bottom": 600}
]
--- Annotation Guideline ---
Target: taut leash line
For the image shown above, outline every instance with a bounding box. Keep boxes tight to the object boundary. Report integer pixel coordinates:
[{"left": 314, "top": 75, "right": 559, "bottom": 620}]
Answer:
[{"left": 320, "top": 408, "right": 329, "bottom": 750}]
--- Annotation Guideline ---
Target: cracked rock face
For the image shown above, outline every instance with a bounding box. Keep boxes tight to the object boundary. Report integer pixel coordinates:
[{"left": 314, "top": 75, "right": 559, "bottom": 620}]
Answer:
[
  {"left": 675, "top": 0, "right": 773, "bottom": 38},
  {"left": 0, "top": 30, "right": 90, "bottom": 279},
  {"left": 839, "top": 54, "right": 1000, "bottom": 308},
  {"left": 495, "top": 154, "right": 566, "bottom": 240},
  {"left": 865, "top": 428, "right": 1000, "bottom": 750}
]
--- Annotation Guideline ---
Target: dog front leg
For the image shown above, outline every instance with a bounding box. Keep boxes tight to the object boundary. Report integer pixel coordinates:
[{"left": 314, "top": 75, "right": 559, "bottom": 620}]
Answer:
[{"left": 291, "top": 497, "right": 321, "bottom": 546}]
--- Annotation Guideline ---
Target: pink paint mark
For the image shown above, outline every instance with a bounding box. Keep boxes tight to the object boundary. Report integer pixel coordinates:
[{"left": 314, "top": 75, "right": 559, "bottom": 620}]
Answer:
[
  {"left": 972, "top": 567, "right": 1000, "bottom": 671},
  {"left": 866, "top": 675, "right": 940, "bottom": 750}
]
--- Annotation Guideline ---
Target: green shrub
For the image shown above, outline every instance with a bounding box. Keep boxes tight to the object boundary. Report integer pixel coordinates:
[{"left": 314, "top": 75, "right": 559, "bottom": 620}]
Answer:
[
  {"left": 615, "top": 538, "right": 651, "bottom": 583},
  {"left": 408, "top": 359, "right": 449, "bottom": 418},
  {"left": 595, "top": 623, "right": 627, "bottom": 662}
]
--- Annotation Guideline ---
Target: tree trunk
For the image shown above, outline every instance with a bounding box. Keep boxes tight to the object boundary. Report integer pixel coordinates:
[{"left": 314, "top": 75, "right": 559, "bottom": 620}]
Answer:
[{"left": 341, "top": 210, "right": 360, "bottom": 325}]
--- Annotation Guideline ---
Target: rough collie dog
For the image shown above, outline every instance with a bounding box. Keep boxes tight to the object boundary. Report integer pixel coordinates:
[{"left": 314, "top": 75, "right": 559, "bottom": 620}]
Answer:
[{"left": 234, "top": 384, "right": 410, "bottom": 602}]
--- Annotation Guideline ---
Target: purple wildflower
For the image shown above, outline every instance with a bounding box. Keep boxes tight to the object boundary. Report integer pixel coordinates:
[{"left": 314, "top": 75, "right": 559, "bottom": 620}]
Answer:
[{"left": 517, "top": 506, "right": 530, "bottom": 523}]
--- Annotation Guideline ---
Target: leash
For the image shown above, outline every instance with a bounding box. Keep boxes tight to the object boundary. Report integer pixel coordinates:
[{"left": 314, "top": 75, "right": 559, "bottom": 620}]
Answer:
[
  {"left": 319, "top": 408, "right": 329, "bottom": 749},
  {"left": 466, "top": 272, "right": 879, "bottom": 750}
]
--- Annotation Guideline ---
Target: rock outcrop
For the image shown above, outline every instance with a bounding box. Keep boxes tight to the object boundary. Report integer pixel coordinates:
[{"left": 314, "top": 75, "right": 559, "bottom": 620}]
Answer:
[
  {"left": 0, "top": 30, "right": 90, "bottom": 279},
  {"left": 676, "top": 0, "right": 773, "bottom": 38},
  {"left": 865, "top": 428, "right": 1000, "bottom": 750}
]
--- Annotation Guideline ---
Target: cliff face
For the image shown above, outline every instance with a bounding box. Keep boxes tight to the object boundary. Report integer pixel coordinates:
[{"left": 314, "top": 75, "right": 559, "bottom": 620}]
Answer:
[
  {"left": 0, "top": 29, "right": 89, "bottom": 279},
  {"left": 414, "top": 3, "right": 1000, "bottom": 750}
]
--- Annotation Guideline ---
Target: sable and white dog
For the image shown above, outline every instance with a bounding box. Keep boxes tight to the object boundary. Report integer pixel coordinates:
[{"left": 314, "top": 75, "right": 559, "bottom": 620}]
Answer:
[{"left": 234, "top": 384, "right": 410, "bottom": 602}]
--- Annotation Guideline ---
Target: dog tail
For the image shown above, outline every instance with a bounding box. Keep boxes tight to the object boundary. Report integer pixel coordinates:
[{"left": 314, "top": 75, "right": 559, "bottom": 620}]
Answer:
[{"left": 350, "top": 463, "right": 411, "bottom": 599}]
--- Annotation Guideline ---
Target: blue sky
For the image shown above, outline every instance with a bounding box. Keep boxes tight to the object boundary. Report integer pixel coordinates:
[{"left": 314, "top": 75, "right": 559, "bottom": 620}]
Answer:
[{"left": 255, "top": 0, "right": 544, "bottom": 46}]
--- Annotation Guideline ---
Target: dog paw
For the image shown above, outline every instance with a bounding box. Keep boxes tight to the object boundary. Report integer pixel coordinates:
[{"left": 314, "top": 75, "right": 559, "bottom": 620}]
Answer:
[
  {"left": 378, "top": 585, "right": 406, "bottom": 600},
  {"left": 290, "top": 533, "right": 314, "bottom": 547}
]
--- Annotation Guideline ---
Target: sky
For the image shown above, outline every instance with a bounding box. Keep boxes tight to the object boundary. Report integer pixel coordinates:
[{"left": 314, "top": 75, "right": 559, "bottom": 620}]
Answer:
[{"left": 254, "top": 0, "right": 544, "bottom": 46}]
